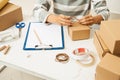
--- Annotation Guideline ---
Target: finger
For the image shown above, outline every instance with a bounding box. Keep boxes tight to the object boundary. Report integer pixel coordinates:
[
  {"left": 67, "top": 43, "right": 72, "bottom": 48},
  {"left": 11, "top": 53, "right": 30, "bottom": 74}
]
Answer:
[
  {"left": 57, "top": 14, "right": 72, "bottom": 26},
  {"left": 79, "top": 16, "right": 94, "bottom": 24},
  {"left": 60, "top": 21, "right": 72, "bottom": 26},
  {"left": 59, "top": 20, "right": 72, "bottom": 26},
  {"left": 85, "top": 17, "right": 94, "bottom": 23},
  {"left": 60, "top": 14, "right": 71, "bottom": 19},
  {"left": 80, "top": 15, "right": 92, "bottom": 22},
  {"left": 81, "top": 20, "right": 94, "bottom": 25},
  {"left": 85, "top": 17, "right": 94, "bottom": 25},
  {"left": 84, "top": 15, "right": 92, "bottom": 19},
  {"left": 60, "top": 18, "right": 72, "bottom": 26}
]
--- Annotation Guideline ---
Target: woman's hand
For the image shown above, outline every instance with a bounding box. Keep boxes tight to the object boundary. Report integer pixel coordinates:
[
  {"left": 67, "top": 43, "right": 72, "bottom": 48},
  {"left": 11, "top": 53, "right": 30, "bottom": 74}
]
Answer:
[
  {"left": 46, "top": 14, "right": 72, "bottom": 26},
  {"left": 78, "top": 15, "right": 103, "bottom": 25}
]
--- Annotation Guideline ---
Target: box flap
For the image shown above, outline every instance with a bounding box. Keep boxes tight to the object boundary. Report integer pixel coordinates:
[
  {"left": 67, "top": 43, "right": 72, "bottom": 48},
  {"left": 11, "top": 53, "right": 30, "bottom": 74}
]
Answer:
[
  {"left": 101, "top": 20, "right": 120, "bottom": 40},
  {"left": 95, "top": 30, "right": 109, "bottom": 53}
]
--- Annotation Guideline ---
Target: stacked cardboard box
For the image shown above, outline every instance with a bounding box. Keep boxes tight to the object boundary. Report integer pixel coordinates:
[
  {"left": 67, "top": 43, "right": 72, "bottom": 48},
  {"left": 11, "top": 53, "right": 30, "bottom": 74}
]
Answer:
[
  {"left": 68, "top": 22, "right": 90, "bottom": 41},
  {"left": 0, "top": 2, "right": 23, "bottom": 31},
  {"left": 0, "top": 0, "right": 8, "bottom": 9},
  {"left": 99, "top": 20, "right": 120, "bottom": 56},
  {"left": 93, "top": 30, "right": 110, "bottom": 59},
  {"left": 94, "top": 20, "right": 120, "bottom": 80},
  {"left": 94, "top": 20, "right": 120, "bottom": 58},
  {"left": 96, "top": 53, "right": 120, "bottom": 80}
]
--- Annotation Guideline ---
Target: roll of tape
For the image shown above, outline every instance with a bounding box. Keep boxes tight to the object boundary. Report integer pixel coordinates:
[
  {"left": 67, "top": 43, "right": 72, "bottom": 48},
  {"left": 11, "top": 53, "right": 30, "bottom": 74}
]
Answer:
[
  {"left": 71, "top": 48, "right": 95, "bottom": 67},
  {"left": 73, "top": 48, "right": 88, "bottom": 55},
  {"left": 55, "top": 53, "right": 69, "bottom": 63},
  {"left": 71, "top": 48, "right": 89, "bottom": 60},
  {"left": 76, "top": 53, "right": 95, "bottom": 67}
]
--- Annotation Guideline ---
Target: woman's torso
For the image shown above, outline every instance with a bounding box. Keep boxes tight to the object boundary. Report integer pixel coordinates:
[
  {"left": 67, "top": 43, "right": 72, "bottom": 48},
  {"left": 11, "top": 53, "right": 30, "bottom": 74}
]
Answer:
[{"left": 53, "top": 0, "right": 91, "bottom": 16}]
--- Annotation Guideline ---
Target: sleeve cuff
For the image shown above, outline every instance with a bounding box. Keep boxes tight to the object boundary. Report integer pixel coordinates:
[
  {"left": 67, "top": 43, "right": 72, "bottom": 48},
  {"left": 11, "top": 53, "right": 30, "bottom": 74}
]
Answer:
[
  {"left": 33, "top": 9, "right": 51, "bottom": 23},
  {"left": 43, "top": 13, "right": 51, "bottom": 23},
  {"left": 98, "top": 12, "right": 110, "bottom": 20}
]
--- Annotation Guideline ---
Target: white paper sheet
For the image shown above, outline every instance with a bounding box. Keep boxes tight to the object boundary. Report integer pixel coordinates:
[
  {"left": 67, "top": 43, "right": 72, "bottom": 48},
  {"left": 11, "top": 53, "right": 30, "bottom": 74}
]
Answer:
[{"left": 23, "top": 23, "right": 64, "bottom": 50}]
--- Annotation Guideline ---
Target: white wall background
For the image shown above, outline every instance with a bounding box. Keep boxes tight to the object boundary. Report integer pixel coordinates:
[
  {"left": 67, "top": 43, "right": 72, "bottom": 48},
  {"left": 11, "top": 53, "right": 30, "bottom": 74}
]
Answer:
[
  {"left": 106, "top": 0, "right": 120, "bottom": 19},
  {"left": 106, "top": 0, "right": 120, "bottom": 14},
  {"left": 9, "top": 0, "right": 36, "bottom": 21}
]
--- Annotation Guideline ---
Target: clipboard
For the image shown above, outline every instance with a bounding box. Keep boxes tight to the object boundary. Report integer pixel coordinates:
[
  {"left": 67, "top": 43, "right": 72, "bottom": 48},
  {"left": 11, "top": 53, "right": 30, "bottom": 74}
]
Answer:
[{"left": 23, "top": 22, "right": 64, "bottom": 50}]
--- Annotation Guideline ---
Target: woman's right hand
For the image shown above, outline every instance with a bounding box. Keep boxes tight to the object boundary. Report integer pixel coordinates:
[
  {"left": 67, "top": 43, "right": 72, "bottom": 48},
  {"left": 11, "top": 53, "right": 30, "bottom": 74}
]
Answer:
[{"left": 46, "top": 14, "right": 72, "bottom": 26}]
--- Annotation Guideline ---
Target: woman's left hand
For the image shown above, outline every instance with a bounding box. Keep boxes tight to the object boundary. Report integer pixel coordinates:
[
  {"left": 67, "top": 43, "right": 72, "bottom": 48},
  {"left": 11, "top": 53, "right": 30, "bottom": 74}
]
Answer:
[{"left": 78, "top": 15, "right": 103, "bottom": 25}]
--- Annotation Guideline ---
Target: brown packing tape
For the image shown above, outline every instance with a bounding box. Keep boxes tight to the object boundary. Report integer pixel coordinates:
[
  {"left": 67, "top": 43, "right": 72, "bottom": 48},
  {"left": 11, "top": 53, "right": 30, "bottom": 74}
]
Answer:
[{"left": 55, "top": 53, "right": 69, "bottom": 63}]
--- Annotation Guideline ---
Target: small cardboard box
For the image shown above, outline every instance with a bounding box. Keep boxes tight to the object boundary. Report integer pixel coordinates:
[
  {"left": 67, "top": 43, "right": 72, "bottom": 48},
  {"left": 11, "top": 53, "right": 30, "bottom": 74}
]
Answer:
[
  {"left": 99, "top": 20, "right": 120, "bottom": 56},
  {"left": 93, "top": 30, "right": 110, "bottom": 59},
  {"left": 68, "top": 22, "right": 90, "bottom": 41},
  {"left": 0, "top": 2, "right": 23, "bottom": 31},
  {"left": 96, "top": 53, "right": 120, "bottom": 80}
]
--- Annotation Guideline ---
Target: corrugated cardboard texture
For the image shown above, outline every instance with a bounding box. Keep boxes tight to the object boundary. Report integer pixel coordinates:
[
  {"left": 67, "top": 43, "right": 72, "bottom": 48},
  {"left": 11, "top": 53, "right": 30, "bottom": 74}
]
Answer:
[
  {"left": 0, "top": 0, "right": 8, "bottom": 10},
  {"left": 96, "top": 53, "right": 120, "bottom": 80},
  {"left": 68, "top": 22, "right": 90, "bottom": 41},
  {"left": 100, "top": 20, "right": 120, "bottom": 56},
  {"left": 0, "top": 2, "right": 23, "bottom": 31},
  {"left": 94, "top": 30, "right": 110, "bottom": 59}
]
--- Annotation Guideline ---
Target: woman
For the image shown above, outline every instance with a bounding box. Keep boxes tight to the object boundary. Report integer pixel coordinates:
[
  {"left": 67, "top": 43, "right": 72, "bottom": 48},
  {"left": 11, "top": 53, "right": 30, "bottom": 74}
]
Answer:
[{"left": 33, "top": 0, "right": 109, "bottom": 26}]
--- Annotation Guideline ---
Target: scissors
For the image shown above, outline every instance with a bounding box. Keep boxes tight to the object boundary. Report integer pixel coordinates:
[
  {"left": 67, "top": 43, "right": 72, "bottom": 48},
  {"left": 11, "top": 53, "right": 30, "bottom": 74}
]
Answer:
[{"left": 16, "top": 22, "right": 25, "bottom": 38}]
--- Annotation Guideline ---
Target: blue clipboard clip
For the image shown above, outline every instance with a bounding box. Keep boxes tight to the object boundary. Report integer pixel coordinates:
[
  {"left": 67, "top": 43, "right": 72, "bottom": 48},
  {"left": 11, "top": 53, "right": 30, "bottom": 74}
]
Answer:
[{"left": 34, "top": 44, "right": 53, "bottom": 50}]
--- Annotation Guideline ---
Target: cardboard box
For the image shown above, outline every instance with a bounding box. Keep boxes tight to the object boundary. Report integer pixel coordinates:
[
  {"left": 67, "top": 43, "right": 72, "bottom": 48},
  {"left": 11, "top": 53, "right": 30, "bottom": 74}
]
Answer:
[
  {"left": 93, "top": 30, "right": 110, "bottom": 59},
  {"left": 96, "top": 53, "right": 120, "bottom": 80},
  {"left": 0, "top": 0, "right": 8, "bottom": 9},
  {"left": 99, "top": 20, "right": 120, "bottom": 56},
  {"left": 68, "top": 22, "right": 90, "bottom": 41},
  {"left": 0, "top": 2, "right": 23, "bottom": 31}
]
